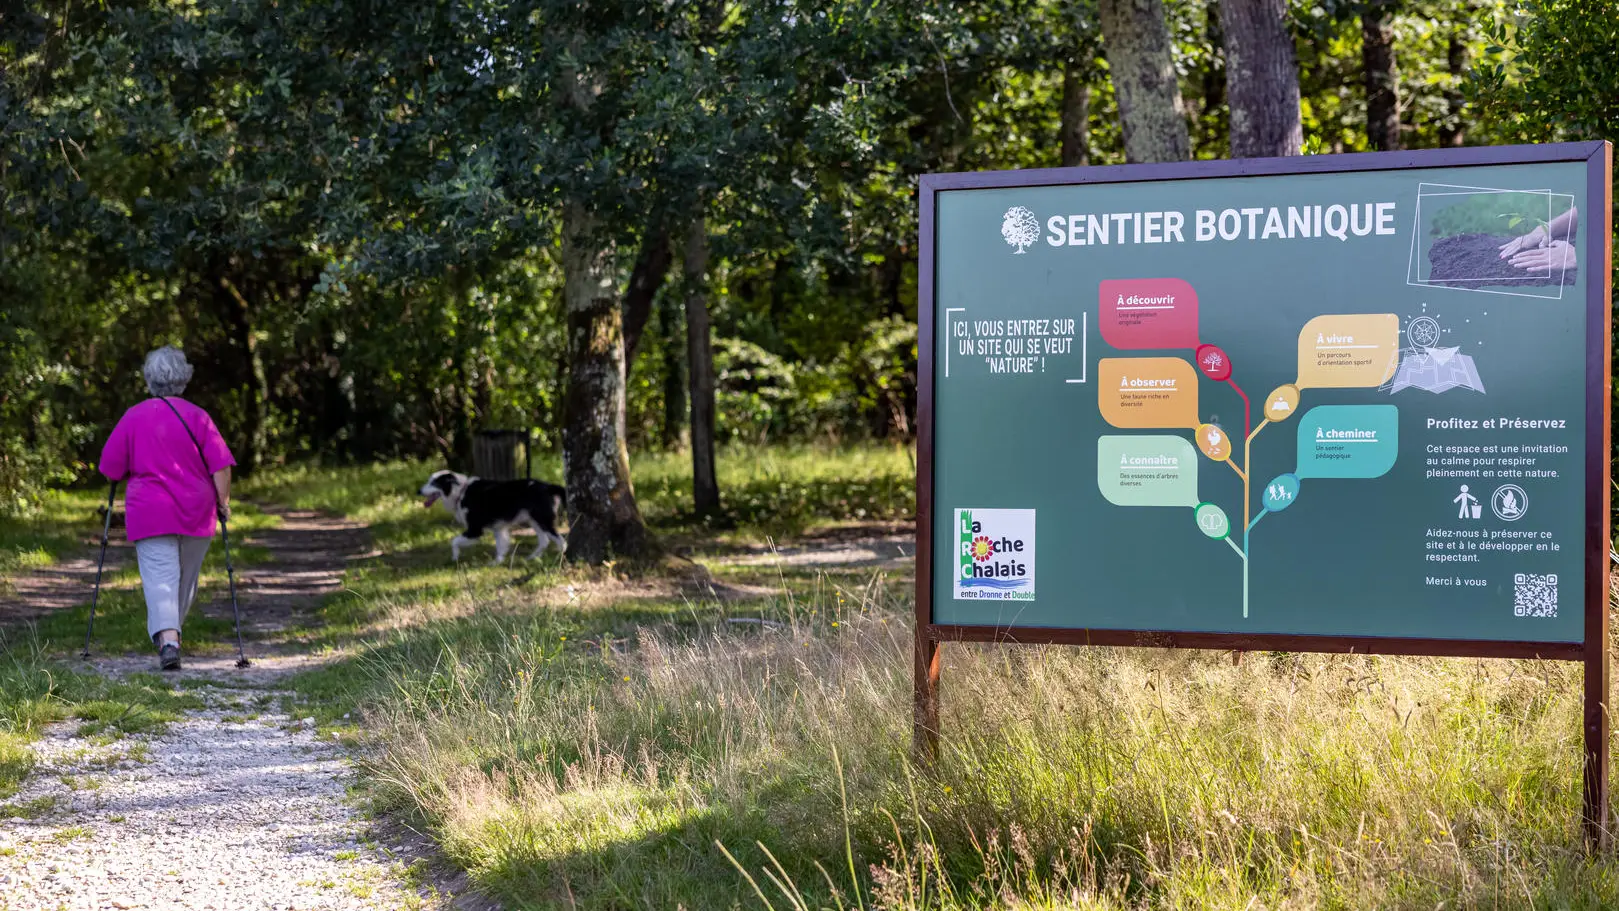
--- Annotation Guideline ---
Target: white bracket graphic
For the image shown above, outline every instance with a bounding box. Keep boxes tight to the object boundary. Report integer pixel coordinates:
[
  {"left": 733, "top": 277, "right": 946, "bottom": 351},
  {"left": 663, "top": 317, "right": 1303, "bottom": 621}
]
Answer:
[
  {"left": 945, "top": 307, "right": 1088, "bottom": 381},
  {"left": 1065, "top": 310, "right": 1089, "bottom": 384},
  {"left": 944, "top": 307, "right": 966, "bottom": 377}
]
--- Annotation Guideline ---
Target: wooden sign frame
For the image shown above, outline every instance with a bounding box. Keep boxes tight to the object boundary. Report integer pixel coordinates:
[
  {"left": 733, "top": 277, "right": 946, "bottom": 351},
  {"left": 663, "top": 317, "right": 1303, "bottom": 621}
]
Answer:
[{"left": 914, "top": 141, "right": 1613, "bottom": 843}]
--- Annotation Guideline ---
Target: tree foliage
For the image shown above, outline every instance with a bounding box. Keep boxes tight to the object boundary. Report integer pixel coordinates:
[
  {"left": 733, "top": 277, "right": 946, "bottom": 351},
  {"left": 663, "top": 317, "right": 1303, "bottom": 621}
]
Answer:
[{"left": 0, "top": 0, "right": 1601, "bottom": 523}]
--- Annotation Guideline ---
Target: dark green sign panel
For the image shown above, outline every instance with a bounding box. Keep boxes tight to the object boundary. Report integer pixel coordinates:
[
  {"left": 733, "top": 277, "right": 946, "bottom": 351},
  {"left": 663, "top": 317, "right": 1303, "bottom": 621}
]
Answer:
[{"left": 919, "top": 145, "right": 1611, "bottom": 650}]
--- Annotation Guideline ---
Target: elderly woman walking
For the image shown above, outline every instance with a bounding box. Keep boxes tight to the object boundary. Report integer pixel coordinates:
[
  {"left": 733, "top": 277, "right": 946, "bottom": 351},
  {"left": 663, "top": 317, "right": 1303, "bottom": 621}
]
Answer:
[{"left": 99, "top": 347, "right": 235, "bottom": 670}]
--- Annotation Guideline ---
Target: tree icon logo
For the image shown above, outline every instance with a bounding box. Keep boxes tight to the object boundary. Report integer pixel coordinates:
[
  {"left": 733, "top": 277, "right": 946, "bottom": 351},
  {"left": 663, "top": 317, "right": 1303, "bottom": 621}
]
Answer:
[{"left": 1001, "top": 206, "right": 1040, "bottom": 254}]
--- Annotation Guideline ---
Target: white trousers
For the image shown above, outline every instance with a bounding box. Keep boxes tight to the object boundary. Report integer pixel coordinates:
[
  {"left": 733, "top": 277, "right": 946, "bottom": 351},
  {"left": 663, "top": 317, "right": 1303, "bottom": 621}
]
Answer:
[{"left": 134, "top": 535, "right": 212, "bottom": 643}]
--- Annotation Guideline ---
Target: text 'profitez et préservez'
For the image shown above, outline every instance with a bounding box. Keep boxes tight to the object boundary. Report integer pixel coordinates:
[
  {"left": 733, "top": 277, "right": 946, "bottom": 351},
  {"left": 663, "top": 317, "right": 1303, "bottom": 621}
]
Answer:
[
  {"left": 1427, "top": 417, "right": 1570, "bottom": 430},
  {"left": 1044, "top": 203, "right": 1398, "bottom": 246}
]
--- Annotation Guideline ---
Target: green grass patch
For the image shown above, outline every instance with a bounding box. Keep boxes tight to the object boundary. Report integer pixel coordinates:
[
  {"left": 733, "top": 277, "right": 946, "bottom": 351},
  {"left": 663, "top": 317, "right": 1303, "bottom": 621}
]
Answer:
[
  {"left": 341, "top": 584, "right": 1619, "bottom": 910},
  {"left": 0, "top": 631, "right": 210, "bottom": 798},
  {"left": 230, "top": 444, "right": 909, "bottom": 658},
  {"left": 24, "top": 586, "right": 245, "bottom": 656},
  {"left": 0, "top": 794, "right": 57, "bottom": 820},
  {"left": 240, "top": 443, "right": 914, "bottom": 544},
  {"left": 73, "top": 695, "right": 195, "bottom": 738},
  {"left": 6, "top": 502, "right": 279, "bottom": 656},
  {"left": 0, "top": 488, "right": 110, "bottom": 579},
  {"left": 236, "top": 443, "right": 1619, "bottom": 909},
  {"left": 0, "top": 731, "right": 34, "bottom": 801},
  {"left": 50, "top": 824, "right": 91, "bottom": 843},
  {"left": 632, "top": 444, "right": 915, "bottom": 536}
]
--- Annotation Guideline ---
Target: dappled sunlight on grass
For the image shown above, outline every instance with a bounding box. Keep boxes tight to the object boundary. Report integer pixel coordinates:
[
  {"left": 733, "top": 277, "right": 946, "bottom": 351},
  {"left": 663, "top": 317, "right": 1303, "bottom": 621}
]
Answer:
[
  {"left": 230, "top": 445, "right": 913, "bottom": 660},
  {"left": 239, "top": 460, "right": 443, "bottom": 522},
  {"left": 25, "top": 587, "right": 240, "bottom": 657},
  {"left": 0, "top": 489, "right": 110, "bottom": 578},
  {"left": 25, "top": 444, "right": 1604, "bottom": 908},
  {"left": 1, "top": 491, "right": 278, "bottom": 582},
  {"left": 9, "top": 503, "right": 281, "bottom": 656},
  {"left": 239, "top": 443, "right": 915, "bottom": 543},
  {"left": 636, "top": 443, "right": 915, "bottom": 535},
  {"left": 337, "top": 571, "right": 1619, "bottom": 909}
]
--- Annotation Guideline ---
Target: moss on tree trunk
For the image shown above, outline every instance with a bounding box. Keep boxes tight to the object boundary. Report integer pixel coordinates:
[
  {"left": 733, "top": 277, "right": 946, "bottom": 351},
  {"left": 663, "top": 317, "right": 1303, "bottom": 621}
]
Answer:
[
  {"left": 1098, "top": 0, "right": 1191, "bottom": 164},
  {"left": 561, "top": 200, "right": 650, "bottom": 563}
]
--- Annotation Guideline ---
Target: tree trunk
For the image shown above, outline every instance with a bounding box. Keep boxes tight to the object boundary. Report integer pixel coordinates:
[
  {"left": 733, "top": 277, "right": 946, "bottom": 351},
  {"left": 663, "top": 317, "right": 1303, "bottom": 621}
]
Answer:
[
  {"left": 1220, "top": 0, "right": 1303, "bottom": 157},
  {"left": 658, "top": 292, "right": 686, "bottom": 449},
  {"left": 1438, "top": 24, "right": 1467, "bottom": 148},
  {"left": 1361, "top": 1, "right": 1400, "bottom": 151},
  {"left": 880, "top": 246, "right": 906, "bottom": 319},
  {"left": 1098, "top": 0, "right": 1191, "bottom": 163},
  {"left": 684, "top": 219, "right": 720, "bottom": 518},
  {"left": 318, "top": 321, "right": 355, "bottom": 462},
  {"left": 1059, "top": 63, "right": 1091, "bottom": 167},
  {"left": 217, "top": 276, "right": 266, "bottom": 475},
  {"left": 622, "top": 225, "right": 673, "bottom": 363},
  {"left": 561, "top": 199, "right": 650, "bottom": 563},
  {"left": 1202, "top": 3, "right": 1226, "bottom": 141},
  {"left": 450, "top": 275, "right": 479, "bottom": 468}
]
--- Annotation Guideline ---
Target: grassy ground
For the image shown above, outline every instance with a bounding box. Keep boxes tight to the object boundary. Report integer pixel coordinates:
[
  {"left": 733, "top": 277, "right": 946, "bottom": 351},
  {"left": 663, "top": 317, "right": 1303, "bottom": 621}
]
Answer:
[
  {"left": 0, "top": 489, "right": 114, "bottom": 578},
  {"left": 240, "top": 443, "right": 916, "bottom": 540},
  {"left": 8, "top": 445, "right": 1619, "bottom": 908},
  {"left": 231, "top": 445, "right": 914, "bottom": 651},
  {"left": 241, "top": 446, "right": 1619, "bottom": 909},
  {"left": 0, "top": 490, "right": 278, "bottom": 803},
  {"left": 361, "top": 603, "right": 1619, "bottom": 910},
  {"left": 0, "top": 633, "right": 206, "bottom": 804},
  {"left": 0, "top": 494, "right": 278, "bottom": 656}
]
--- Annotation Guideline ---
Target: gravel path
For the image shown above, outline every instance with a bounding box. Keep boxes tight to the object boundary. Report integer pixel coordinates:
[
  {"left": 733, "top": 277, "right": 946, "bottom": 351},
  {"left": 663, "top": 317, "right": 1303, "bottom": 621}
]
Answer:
[
  {"left": 0, "top": 509, "right": 471, "bottom": 910},
  {"left": 0, "top": 681, "right": 419, "bottom": 911},
  {"left": 710, "top": 527, "right": 913, "bottom": 570}
]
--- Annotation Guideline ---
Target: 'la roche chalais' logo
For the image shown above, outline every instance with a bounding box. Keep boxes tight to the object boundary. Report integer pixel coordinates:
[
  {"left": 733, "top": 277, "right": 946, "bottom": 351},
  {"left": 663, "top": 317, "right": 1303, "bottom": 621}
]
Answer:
[
  {"left": 954, "top": 508, "right": 1036, "bottom": 601},
  {"left": 1001, "top": 206, "right": 1040, "bottom": 254}
]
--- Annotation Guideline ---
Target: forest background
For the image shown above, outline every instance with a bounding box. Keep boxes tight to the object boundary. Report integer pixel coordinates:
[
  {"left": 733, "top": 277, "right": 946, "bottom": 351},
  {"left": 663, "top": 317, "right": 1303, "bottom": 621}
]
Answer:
[{"left": 2, "top": 0, "right": 1615, "bottom": 559}]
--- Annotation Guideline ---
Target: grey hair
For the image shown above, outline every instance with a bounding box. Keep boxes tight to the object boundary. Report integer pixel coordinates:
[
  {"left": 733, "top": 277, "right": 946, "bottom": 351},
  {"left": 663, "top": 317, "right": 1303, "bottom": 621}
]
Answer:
[{"left": 143, "top": 346, "right": 194, "bottom": 397}]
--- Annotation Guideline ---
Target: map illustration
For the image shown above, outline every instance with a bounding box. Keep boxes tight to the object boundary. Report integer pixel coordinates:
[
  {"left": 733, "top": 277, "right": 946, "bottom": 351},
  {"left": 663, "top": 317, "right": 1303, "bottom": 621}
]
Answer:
[{"left": 1386, "top": 316, "right": 1485, "bottom": 394}]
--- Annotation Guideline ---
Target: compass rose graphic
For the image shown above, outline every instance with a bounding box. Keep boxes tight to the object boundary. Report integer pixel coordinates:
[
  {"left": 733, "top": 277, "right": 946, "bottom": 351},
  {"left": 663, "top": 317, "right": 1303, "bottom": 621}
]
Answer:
[{"left": 1407, "top": 316, "right": 1441, "bottom": 348}]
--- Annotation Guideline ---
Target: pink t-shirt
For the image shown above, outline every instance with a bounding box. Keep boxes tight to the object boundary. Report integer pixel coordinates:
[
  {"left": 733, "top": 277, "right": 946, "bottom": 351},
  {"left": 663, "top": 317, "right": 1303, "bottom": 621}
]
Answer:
[{"left": 99, "top": 398, "right": 236, "bottom": 541}]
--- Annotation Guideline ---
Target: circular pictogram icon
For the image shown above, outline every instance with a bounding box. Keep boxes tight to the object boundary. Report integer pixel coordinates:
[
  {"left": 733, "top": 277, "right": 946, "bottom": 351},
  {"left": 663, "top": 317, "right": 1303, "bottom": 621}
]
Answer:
[
  {"left": 1195, "top": 344, "right": 1232, "bottom": 381},
  {"left": 1195, "top": 423, "right": 1231, "bottom": 461},
  {"left": 1407, "top": 316, "right": 1441, "bottom": 348},
  {"left": 1264, "top": 384, "right": 1300, "bottom": 422},
  {"left": 1194, "top": 502, "right": 1230, "bottom": 540},
  {"left": 1491, "top": 484, "right": 1528, "bottom": 521}
]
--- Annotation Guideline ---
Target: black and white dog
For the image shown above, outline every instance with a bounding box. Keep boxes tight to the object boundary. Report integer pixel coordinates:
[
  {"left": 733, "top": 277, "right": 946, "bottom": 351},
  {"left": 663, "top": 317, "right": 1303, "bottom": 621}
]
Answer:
[{"left": 419, "top": 470, "right": 568, "bottom": 563}]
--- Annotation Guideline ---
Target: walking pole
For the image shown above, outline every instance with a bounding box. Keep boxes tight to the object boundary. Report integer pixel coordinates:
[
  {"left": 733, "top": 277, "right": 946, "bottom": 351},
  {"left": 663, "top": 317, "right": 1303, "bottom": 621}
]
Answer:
[
  {"left": 81, "top": 481, "right": 118, "bottom": 659},
  {"left": 218, "top": 506, "right": 251, "bottom": 669}
]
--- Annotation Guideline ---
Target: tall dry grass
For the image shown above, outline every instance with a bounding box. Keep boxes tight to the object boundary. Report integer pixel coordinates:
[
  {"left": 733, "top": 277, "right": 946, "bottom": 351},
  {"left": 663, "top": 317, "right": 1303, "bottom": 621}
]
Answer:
[{"left": 355, "top": 575, "right": 1619, "bottom": 909}]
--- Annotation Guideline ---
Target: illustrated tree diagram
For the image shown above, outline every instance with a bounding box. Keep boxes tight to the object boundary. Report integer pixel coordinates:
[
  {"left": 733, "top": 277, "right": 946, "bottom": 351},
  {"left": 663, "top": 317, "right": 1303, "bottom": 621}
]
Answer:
[
  {"left": 1093, "top": 278, "right": 1403, "bottom": 618},
  {"left": 1001, "top": 206, "right": 1040, "bottom": 254}
]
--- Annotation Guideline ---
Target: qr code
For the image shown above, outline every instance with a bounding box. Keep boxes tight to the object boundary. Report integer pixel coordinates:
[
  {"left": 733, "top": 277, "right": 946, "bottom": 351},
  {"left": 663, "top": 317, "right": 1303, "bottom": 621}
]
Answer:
[{"left": 1514, "top": 572, "right": 1558, "bottom": 618}]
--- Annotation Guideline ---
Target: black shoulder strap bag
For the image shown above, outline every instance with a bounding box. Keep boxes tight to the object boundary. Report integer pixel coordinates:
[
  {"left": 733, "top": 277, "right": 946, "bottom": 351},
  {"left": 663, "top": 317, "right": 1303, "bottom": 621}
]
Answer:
[{"left": 156, "top": 396, "right": 252, "bottom": 668}]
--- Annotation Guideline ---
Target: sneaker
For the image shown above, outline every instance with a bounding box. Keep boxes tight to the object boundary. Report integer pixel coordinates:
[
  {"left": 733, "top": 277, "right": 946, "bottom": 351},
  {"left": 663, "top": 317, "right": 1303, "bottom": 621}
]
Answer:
[{"left": 159, "top": 642, "right": 181, "bottom": 671}]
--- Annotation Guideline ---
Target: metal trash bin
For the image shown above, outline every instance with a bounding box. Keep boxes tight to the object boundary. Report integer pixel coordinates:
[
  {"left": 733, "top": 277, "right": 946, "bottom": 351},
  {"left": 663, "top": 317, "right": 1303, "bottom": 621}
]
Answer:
[{"left": 473, "top": 430, "right": 531, "bottom": 481}]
